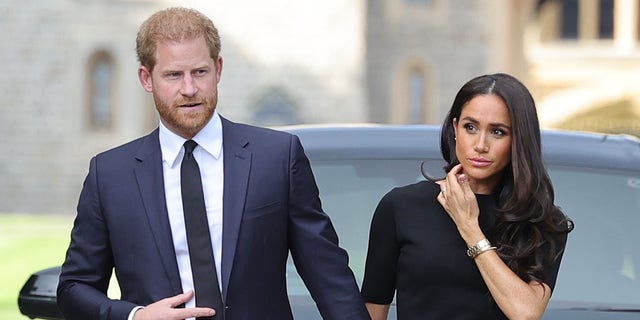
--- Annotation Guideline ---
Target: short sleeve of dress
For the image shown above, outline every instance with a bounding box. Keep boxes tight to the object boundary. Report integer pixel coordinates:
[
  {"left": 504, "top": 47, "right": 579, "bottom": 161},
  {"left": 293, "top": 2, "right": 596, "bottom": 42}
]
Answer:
[
  {"left": 544, "top": 231, "right": 569, "bottom": 292},
  {"left": 361, "top": 190, "right": 399, "bottom": 304}
]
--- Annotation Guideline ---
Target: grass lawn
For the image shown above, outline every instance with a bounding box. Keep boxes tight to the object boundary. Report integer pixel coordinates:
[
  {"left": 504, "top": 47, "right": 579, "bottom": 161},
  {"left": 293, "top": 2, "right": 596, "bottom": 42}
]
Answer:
[{"left": 0, "top": 213, "right": 73, "bottom": 319}]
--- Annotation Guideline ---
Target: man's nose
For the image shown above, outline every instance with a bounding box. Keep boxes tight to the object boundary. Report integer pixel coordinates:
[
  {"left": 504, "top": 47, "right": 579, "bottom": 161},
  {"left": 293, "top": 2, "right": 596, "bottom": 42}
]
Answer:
[{"left": 180, "top": 76, "right": 198, "bottom": 97}]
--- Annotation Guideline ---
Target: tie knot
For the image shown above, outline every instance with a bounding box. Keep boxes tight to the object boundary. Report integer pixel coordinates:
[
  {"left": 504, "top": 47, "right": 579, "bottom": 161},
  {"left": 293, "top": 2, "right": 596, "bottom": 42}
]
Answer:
[{"left": 184, "top": 140, "right": 198, "bottom": 155}]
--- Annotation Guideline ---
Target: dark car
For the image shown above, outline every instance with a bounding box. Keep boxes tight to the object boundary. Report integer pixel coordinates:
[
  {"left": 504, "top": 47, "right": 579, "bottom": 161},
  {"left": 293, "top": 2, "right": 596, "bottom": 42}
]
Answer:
[{"left": 19, "top": 125, "right": 640, "bottom": 319}]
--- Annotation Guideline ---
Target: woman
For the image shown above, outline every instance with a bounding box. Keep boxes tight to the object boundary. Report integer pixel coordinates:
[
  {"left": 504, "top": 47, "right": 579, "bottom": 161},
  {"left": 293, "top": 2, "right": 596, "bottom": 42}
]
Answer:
[{"left": 361, "top": 73, "right": 573, "bottom": 320}]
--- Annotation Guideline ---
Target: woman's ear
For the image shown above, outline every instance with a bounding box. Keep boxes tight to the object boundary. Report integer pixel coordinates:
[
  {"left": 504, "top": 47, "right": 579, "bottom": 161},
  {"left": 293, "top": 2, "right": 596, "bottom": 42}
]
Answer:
[{"left": 453, "top": 118, "right": 458, "bottom": 140}]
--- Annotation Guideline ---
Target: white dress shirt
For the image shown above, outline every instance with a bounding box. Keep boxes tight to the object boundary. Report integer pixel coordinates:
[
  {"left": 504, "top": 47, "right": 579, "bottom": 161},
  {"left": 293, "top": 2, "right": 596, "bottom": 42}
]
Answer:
[{"left": 127, "top": 112, "right": 225, "bottom": 320}]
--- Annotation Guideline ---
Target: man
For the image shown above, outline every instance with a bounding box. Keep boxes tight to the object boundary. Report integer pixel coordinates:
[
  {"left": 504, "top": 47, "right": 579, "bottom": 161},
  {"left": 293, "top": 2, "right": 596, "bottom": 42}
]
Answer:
[{"left": 57, "top": 7, "right": 369, "bottom": 320}]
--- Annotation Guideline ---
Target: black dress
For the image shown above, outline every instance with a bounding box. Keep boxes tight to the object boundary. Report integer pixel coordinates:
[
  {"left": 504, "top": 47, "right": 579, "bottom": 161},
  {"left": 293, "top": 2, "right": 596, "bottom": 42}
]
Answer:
[{"left": 361, "top": 180, "right": 565, "bottom": 320}]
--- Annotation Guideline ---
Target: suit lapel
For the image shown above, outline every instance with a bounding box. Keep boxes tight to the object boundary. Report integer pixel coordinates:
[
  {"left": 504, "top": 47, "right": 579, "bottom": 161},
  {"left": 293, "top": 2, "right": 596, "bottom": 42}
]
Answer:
[
  {"left": 133, "top": 129, "right": 183, "bottom": 295},
  {"left": 220, "top": 118, "right": 251, "bottom": 300}
]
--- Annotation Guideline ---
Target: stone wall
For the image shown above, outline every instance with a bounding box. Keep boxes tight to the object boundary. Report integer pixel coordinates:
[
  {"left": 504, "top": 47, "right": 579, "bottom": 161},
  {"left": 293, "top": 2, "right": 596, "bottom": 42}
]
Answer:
[{"left": 0, "top": 0, "right": 367, "bottom": 215}]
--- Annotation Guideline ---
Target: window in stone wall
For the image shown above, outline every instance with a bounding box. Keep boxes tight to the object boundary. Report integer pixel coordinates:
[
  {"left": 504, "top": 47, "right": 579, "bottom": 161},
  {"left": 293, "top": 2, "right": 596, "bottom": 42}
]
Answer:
[
  {"left": 598, "top": 0, "right": 614, "bottom": 39},
  {"left": 407, "top": 68, "right": 425, "bottom": 124},
  {"left": 560, "top": 0, "right": 579, "bottom": 39},
  {"left": 542, "top": 0, "right": 615, "bottom": 40},
  {"left": 404, "top": 0, "right": 432, "bottom": 5},
  {"left": 87, "top": 51, "right": 114, "bottom": 130},
  {"left": 252, "top": 87, "right": 300, "bottom": 126}
]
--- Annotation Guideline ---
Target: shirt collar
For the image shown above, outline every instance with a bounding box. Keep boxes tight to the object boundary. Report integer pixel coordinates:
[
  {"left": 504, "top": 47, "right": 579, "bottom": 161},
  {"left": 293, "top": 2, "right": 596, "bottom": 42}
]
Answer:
[{"left": 159, "top": 111, "right": 223, "bottom": 168}]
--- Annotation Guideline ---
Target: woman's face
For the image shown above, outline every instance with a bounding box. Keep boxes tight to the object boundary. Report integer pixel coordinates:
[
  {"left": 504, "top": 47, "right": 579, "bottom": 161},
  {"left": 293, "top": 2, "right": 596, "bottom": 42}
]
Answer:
[{"left": 454, "top": 94, "right": 512, "bottom": 194}]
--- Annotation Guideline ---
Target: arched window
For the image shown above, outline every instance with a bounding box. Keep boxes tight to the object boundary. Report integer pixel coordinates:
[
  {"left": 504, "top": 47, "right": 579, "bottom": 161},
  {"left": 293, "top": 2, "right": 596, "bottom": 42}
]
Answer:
[
  {"left": 407, "top": 68, "right": 425, "bottom": 124},
  {"left": 392, "top": 62, "right": 430, "bottom": 124},
  {"left": 252, "top": 87, "right": 299, "bottom": 126},
  {"left": 87, "top": 51, "right": 114, "bottom": 130},
  {"left": 404, "top": 0, "right": 431, "bottom": 5}
]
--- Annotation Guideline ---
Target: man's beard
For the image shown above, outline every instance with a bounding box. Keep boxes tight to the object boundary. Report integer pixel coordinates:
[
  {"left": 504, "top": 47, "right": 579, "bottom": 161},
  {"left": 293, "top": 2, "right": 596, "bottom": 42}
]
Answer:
[{"left": 154, "top": 93, "right": 216, "bottom": 138}]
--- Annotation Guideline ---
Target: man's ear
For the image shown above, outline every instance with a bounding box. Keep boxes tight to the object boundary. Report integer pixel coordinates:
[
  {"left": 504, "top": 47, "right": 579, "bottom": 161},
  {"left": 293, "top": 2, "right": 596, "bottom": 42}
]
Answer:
[
  {"left": 138, "top": 66, "right": 153, "bottom": 93},
  {"left": 215, "top": 56, "right": 223, "bottom": 84}
]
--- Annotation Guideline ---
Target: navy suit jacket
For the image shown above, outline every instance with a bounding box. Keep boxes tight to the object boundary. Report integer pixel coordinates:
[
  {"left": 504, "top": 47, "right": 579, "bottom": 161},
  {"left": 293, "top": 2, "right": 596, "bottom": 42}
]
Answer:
[{"left": 57, "top": 117, "right": 369, "bottom": 320}]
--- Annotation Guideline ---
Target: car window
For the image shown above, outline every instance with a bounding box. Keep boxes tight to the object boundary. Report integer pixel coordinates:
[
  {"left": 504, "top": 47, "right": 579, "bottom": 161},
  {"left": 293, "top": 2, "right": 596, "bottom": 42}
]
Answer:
[
  {"left": 316, "top": 160, "right": 440, "bottom": 277},
  {"left": 549, "top": 166, "right": 640, "bottom": 305},
  {"left": 286, "top": 158, "right": 640, "bottom": 314},
  {"left": 286, "top": 159, "right": 441, "bottom": 296}
]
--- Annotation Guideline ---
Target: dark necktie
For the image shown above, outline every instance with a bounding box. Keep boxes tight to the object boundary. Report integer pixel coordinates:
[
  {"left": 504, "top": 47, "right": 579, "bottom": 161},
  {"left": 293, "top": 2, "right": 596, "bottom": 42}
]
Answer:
[{"left": 181, "top": 140, "right": 224, "bottom": 319}]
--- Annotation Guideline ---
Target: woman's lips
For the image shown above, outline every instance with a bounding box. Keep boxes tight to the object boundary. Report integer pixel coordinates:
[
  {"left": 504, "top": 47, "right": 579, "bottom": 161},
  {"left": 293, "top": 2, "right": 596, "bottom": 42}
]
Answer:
[{"left": 469, "top": 158, "right": 491, "bottom": 167}]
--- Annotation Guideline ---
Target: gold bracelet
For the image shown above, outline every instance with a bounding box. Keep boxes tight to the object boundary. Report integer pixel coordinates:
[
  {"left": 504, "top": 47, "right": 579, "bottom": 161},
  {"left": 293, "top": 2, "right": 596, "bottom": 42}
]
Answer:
[{"left": 466, "top": 239, "right": 497, "bottom": 259}]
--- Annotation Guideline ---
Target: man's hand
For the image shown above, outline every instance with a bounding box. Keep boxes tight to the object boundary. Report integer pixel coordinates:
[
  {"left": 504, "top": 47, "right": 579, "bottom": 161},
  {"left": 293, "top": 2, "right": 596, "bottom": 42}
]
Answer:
[{"left": 133, "top": 291, "right": 216, "bottom": 320}]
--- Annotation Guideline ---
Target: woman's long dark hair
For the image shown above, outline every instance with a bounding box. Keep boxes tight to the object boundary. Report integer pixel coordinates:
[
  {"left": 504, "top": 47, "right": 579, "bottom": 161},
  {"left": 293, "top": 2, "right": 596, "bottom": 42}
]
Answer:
[{"left": 439, "top": 73, "right": 573, "bottom": 284}]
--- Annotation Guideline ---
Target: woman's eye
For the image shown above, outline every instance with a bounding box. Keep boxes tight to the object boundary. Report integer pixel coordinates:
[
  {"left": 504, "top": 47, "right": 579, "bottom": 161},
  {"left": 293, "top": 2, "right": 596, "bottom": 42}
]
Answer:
[
  {"left": 492, "top": 128, "right": 507, "bottom": 137},
  {"left": 464, "top": 123, "right": 477, "bottom": 132}
]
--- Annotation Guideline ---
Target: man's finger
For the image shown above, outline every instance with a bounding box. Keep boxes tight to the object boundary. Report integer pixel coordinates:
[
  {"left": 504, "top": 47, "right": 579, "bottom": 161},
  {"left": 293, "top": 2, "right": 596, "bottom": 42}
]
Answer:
[
  {"left": 165, "top": 290, "right": 194, "bottom": 308},
  {"left": 173, "top": 307, "right": 216, "bottom": 318}
]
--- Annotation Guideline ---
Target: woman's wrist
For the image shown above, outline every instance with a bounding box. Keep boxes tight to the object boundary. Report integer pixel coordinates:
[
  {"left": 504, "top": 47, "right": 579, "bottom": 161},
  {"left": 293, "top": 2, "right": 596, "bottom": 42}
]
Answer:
[
  {"left": 466, "top": 238, "right": 497, "bottom": 258},
  {"left": 457, "top": 225, "right": 485, "bottom": 247}
]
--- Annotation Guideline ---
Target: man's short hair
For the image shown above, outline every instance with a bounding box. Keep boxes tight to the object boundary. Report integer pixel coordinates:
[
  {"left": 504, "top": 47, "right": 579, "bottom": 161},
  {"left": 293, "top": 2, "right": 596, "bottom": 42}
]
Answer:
[{"left": 136, "top": 7, "right": 221, "bottom": 71}]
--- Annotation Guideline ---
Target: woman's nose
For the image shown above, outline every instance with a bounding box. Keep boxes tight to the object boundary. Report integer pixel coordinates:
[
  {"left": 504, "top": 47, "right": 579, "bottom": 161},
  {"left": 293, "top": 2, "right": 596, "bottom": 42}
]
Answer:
[{"left": 474, "top": 136, "right": 489, "bottom": 153}]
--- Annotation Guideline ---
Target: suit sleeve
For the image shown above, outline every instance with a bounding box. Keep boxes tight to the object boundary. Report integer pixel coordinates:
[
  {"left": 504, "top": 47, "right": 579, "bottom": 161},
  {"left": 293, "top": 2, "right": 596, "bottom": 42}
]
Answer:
[
  {"left": 57, "top": 157, "right": 136, "bottom": 320},
  {"left": 286, "top": 135, "right": 370, "bottom": 320}
]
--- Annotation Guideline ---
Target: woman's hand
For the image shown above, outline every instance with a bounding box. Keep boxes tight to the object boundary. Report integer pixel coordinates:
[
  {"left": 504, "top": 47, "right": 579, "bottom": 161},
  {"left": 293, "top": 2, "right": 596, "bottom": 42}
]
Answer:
[
  {"left": 436, "top": 164, "right": 485, "bottom": 246},
  {"left": 437, "top": 165, "right": 551, "bottom": 320}
]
